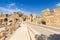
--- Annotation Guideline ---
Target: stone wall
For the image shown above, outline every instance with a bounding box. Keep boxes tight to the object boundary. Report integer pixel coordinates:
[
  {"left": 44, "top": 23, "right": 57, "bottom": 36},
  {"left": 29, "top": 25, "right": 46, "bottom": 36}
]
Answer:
[
  {"left": 0, "top": 6, "right": 60, "bottom": 40},
  {"left": 0, "top": 12, "right": 27, "bottom": 40},
  {"left": 40, "top": 6, "right": 60, "bottom": 27}
]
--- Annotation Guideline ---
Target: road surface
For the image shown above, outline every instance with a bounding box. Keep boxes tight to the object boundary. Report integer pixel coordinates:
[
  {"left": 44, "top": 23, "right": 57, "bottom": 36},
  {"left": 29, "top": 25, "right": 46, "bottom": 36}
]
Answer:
[
  {"left": 7, "top": 22, "right": 60, "bottom": 40},
  {"left": 8, "top": 23, "right": 30, "bottom": 40},
  {"left": 26, "top": 22, "right": 60, "bottom": 36}
]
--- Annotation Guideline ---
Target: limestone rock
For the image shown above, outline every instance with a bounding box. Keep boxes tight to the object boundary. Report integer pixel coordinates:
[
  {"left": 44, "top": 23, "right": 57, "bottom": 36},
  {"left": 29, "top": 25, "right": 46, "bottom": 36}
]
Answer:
[{"left": 40, "top": 6, "right": 60, "bottom": 27}]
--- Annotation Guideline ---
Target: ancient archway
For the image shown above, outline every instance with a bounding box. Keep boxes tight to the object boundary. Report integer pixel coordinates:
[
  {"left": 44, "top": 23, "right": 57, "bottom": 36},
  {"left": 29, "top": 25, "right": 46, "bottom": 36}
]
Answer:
[
  {"left": 4, "top": 18, "right": 8, "bottom": 22},
  {"left": 41, "top": 21, "right": 46, "bottom": 25}
]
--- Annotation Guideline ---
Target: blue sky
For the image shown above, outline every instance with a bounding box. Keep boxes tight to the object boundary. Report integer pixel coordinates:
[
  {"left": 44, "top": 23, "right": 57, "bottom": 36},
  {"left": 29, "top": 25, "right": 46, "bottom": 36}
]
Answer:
[{"left": 0, "top": 0, "right": 60, "bottom": 16}]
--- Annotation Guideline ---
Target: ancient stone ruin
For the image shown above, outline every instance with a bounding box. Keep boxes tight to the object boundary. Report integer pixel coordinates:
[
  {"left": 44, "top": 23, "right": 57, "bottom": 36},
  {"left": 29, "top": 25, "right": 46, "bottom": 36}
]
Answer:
[
  {"left": 0, "top": 6, "right": 60, "bottom": 40},
  {"left": 40, "top": 6, "right": 60, "bottom": 27}
]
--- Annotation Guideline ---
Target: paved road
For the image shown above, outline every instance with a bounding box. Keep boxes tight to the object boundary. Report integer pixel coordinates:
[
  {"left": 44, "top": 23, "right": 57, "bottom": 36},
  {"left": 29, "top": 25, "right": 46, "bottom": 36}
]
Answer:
[
  {"left": 7, "top": 22, "right": 60, "bottom": 40},
  {"left": 26, "top": 22, "right": 60, "bottom": 36}
]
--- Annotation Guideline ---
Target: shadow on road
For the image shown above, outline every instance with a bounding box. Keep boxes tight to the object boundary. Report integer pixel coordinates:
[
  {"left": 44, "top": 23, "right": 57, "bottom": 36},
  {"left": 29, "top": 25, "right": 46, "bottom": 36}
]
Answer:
[{"left": 35, "top": 34, "right": 60, "bottom": 40}]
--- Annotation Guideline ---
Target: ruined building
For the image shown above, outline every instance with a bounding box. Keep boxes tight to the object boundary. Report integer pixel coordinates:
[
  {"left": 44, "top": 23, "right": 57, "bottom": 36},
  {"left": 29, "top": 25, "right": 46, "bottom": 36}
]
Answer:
[
  {"left": 0, "top": 6, "right": 60, "bottom": 40},
  {"left": 0, "top": 12, "right": 27, "bottom": 40},
  {"left": 40, "top": 6, "right": 60, "bottom": 27}
]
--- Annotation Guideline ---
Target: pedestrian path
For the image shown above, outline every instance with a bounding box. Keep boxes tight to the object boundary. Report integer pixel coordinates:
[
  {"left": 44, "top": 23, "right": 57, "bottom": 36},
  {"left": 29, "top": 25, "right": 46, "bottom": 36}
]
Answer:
[{"left": 9, "top": 23, "right": 30, "bottom": 40}]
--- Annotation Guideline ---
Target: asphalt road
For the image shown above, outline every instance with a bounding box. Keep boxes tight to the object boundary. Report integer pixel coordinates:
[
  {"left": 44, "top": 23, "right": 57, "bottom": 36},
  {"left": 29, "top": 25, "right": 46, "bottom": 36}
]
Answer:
[
  {"left": 26, "top": 22, "right": 60, "bottom": 36},
  {"left": 7, "top": 22, "right": 60, "bottom": 40}
]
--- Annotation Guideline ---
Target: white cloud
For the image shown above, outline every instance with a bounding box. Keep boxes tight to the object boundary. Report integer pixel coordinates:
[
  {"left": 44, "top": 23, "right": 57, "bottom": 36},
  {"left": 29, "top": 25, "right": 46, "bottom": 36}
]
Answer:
[
  {"left": 0, "top": 3, "right": 31, "bottom": 15},
  {"left": 0, "top": 7, "right": 19, "bottom": 13},
  {"left": 7, "top": 3, "right": 16, "bottom": 8},
  {"left": 56, "top": 3, "right": 60, "bottom": 7},
  {"left": 0, "top": 7, "right": 30, "bottom": 15}
]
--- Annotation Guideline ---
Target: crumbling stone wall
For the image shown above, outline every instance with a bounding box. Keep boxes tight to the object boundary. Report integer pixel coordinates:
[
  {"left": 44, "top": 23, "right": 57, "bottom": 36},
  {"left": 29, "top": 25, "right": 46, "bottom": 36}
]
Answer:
[
  {"left": 0, "top": 12, "right": 27, "bottom": 40},
  {"left": 40, "top": 6, "right": 60, "bottom": 27}
]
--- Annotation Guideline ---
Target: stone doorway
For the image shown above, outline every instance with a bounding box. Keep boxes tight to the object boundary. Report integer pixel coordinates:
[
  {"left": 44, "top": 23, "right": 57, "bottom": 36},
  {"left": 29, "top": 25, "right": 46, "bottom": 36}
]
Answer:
[{"left": 41, "top": 21, "right": 46, "bottom": 25}]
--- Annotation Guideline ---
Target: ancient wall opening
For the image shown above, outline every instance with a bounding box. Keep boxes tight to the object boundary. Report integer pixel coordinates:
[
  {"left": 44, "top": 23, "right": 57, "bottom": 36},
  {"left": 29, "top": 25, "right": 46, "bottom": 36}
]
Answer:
[
  {"left": 41, "top": 21, "right": 46, "bottom": 25},
  {"left": 4, "top": 18, "right": 8, "bottom": 22},
  {"left": 6, "top": 14, "right": 8, "bottom": 17},
  {"left": 19, "top": 14, "right": 23, "bottom": 17}
]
